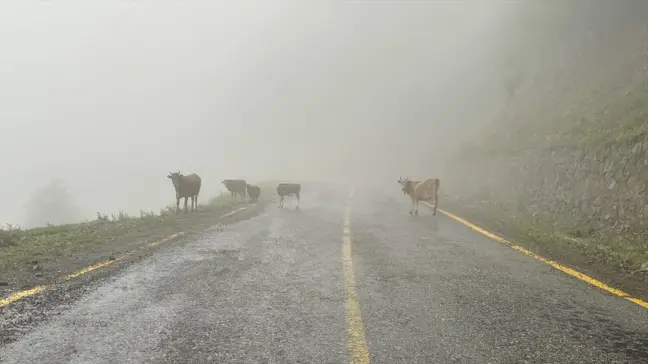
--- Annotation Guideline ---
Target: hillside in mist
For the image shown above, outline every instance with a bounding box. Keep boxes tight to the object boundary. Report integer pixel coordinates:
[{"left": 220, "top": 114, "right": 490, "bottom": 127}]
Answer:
[
  {"left": 462, "top": 0, "right": 647, "bottom": 155},
  {"left": 3, "top": 1, "right": 643, "bottom": 228},
  {"left": 446, "top": 1, "right": 648, "bottom": 275}
]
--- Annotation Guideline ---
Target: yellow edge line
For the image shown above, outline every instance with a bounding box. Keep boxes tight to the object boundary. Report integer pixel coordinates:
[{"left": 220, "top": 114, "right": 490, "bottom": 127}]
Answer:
[
  {"left": 424, "top": 202, "right": 648, "bottom": 310},
  {"left": 343, "top": 198, "right": 371, "bottom": 364},
  {"left": 0, "top": 285, "right": 49, "bottom": 307},
  {"left": 1, "top": 202, "right": 252, "bottom": 307},
  {"left": 220, "top": 205, "right": 249, "bottom": 218},
  {"left": 0, "top": 232, "right": 186, "bottom": 308},
  {"left": 147, "top": 232, "right": 185, "bottom": 248}
]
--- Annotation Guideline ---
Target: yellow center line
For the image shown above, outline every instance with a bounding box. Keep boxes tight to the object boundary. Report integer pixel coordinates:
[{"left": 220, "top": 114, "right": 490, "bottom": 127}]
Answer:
[
  {"left": 343, "top": 198, "right": 371, "bottom": 364},
  {"left": 423, "top": 202, "right": 648, "bottom": 310}
]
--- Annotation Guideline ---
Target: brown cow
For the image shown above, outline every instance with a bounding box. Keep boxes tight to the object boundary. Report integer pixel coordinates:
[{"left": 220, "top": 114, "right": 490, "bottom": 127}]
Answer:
[
  {"left": 167, "top": 171, "right": 202, "bottom": 213},
  {"left": 277, "top": 183, "right": 300, "bottom": 209},
  {"left": 397, "top": 176, "right": 440, "bottom": 216}
]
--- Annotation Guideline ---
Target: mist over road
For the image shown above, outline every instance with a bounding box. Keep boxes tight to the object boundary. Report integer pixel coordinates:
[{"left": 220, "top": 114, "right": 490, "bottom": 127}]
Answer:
[{"left": 1, "top": 183, "right": 646, "bottom": 364}]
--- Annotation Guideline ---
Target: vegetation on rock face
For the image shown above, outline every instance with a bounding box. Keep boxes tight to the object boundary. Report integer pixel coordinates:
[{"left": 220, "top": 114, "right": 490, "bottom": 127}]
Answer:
[
  {"left": 445, "top": 2, "right": 648, "bottom": 297},
  {"left": 457, "top": 1, "right": 648, "bottom": 158}
]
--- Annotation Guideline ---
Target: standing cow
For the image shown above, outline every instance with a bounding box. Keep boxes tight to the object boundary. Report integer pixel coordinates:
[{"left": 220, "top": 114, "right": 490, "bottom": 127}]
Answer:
[
  {"left": 277, "top": 183, "right": 301, "bottom": 209},
  {"left": 397, "top": 176, "right": 440, "bottom": 216},
  {"left": 246, "top": 184, "right": 261, "bottom": 203},
  {"left": 222, "top": 179, "right": 247, "bottom": 199},
  {"left": 167, "top": 171, "right": 202, "bottom": 213}
]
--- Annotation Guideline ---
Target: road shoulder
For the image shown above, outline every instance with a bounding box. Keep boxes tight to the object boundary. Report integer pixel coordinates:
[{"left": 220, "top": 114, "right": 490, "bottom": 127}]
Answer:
[
  {"left": 0, "top": 197, "right": 270, "bottom": 346},
  {"left": 438, "top": 197, "right": 648, "bottom": 303}
]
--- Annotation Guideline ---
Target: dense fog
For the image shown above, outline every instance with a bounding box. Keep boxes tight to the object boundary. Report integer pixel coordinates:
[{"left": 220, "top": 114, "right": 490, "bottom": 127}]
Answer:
[{"left": 2, "top": 1, "right": 642, "bottom": 227}]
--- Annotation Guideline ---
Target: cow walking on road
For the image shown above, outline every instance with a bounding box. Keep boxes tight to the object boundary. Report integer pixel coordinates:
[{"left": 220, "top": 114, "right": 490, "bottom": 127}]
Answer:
[
  {"left": 397, "top": 176, "right": 440, "bottom": 216},
  {"left": 167, "top": 171, "right": 202, "bottom": 213},
  {"left": 246, "top": 184, "right": 261, "bottom": 204},
  {"left": 222, "top": 179, "right": 247, "bottom": 199},
  {"left": 277, "top": 183, "right": 301, "bottom": 209}
]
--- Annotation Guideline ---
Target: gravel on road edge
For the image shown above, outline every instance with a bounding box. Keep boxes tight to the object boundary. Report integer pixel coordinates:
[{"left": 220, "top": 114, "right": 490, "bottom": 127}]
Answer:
[{"left": 0, "top": 196, "right": 271, "bottom": 346}]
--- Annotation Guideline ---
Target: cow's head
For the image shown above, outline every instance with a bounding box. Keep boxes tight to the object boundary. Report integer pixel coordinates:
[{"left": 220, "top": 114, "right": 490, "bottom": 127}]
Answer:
[
  {"left": 167, "top": 171, "right": 182, "bottom": 189},
  {"left": 397, "top": 176, "right": 410, "bottom": 195}
]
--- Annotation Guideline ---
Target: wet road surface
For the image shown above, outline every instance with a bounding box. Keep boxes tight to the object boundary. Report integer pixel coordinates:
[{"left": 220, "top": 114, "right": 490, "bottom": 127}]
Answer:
[{"left": 1, "top": 183, "right": 647, "bottom": 363}]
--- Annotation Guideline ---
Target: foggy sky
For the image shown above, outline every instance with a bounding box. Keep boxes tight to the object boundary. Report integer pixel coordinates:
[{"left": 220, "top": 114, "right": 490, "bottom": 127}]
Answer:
[{"left": 1, "top": 1, "right": 518, "bottom": 225}]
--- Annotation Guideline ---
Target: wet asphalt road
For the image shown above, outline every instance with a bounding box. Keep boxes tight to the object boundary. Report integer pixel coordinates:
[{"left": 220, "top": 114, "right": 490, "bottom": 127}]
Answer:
[{"left": 1, "top": 183, "right": 647, "bottom": 364}]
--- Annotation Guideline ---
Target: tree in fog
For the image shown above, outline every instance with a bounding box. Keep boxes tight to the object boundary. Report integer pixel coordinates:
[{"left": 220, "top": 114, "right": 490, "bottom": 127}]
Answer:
[{"left": 23, "top": 178, "right": 82, "bottom": 228}]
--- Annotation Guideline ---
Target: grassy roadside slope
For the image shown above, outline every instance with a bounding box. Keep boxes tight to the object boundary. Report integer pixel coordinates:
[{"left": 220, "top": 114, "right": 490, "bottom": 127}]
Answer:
[
  {"left": 447, "top": 85, "right": 648, "bottom": 301},
  {"left": 446, "top": 3, "right": 648, "bottom": 302},
  {"left": 0, "top": 186, "right": 273, "bottom": 298}
]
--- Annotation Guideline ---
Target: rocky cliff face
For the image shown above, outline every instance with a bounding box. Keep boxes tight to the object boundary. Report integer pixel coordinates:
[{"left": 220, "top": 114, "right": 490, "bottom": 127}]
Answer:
[
  {"left": 446, "top": 2, "right": 648, "bottom": 239},
  {"left": 445, "top": 138, "right": 648, "bottom": 236}
]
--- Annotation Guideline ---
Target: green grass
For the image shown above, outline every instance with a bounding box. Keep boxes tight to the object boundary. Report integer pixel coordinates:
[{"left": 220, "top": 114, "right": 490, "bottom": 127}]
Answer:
[{"left": 0, "top": 192, "right": 248, "bottom": 279}]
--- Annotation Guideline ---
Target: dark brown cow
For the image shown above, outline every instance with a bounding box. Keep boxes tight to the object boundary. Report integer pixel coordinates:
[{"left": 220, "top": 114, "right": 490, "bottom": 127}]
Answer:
[
  {"left": 277, "top": 183, "right": 300, "bottom": 209},
  {"left": 397, "top": 176, "right": 440, "bottom": 216},
  {"left": 246, "top": 184, "right": 260, "bottom": 203},
  {"left": 167, "top": 171, "right": 202, "bottom": 213},
  {"left": 222, "top": 179, "right": 247, "bottom": 199}
]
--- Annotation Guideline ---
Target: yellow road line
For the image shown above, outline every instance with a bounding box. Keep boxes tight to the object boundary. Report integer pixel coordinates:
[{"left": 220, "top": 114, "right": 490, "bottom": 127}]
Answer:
[
  {"left": 220, "top": 205, "right": 249, "bottom": 218},
  {"left": 342, "top": 203, "right": 371, "bottom": 364},
  {"left": 0, "top": 285, "right": 49, "bottom": 307},
  {"left": 62, "top": 255, "right": 126, "bottom": 281},
  {"left": 147, "top": 232, "right": 185, "bottom": 248},
  {"left": 0, "top": 204, "right": 251, "bottom": 307},
  {"left": 0, "top": 233, "right": 185, "bottom": 308},
  {"left": 424, "top": 202, "right": 648, "bottom": 310}
]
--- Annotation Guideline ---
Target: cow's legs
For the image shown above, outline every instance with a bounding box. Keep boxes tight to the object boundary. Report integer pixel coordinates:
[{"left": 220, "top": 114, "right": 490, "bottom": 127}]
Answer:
[
  {"left": 176, "top": 197, "right": 180, "bottom": 214},
  {"left": 433, "top": 194, "right": 438, "bottom": 216},
  {"left": 278, "top": 195, "right": 284, "bottom": 208},
  {"left": 414, "top": 198, "right": 419, "bottom": 216},
  {"left": 409, "top": 196, "right": 415, "bottom": 215},
  {"left": 295, "top": 192, "right": 300, "bottom": 210},
  {"left": 191, "top": 195, "right": 196, "bottom": 212},
  {"left": 184, "top": 197, "right": 189, "bottom": 213}
]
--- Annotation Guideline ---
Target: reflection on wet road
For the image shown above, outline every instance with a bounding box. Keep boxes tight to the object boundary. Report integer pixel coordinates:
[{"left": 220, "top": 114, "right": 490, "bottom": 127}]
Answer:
[{"left": 1, "top": 183, "right": 647, "bottom": 364}]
